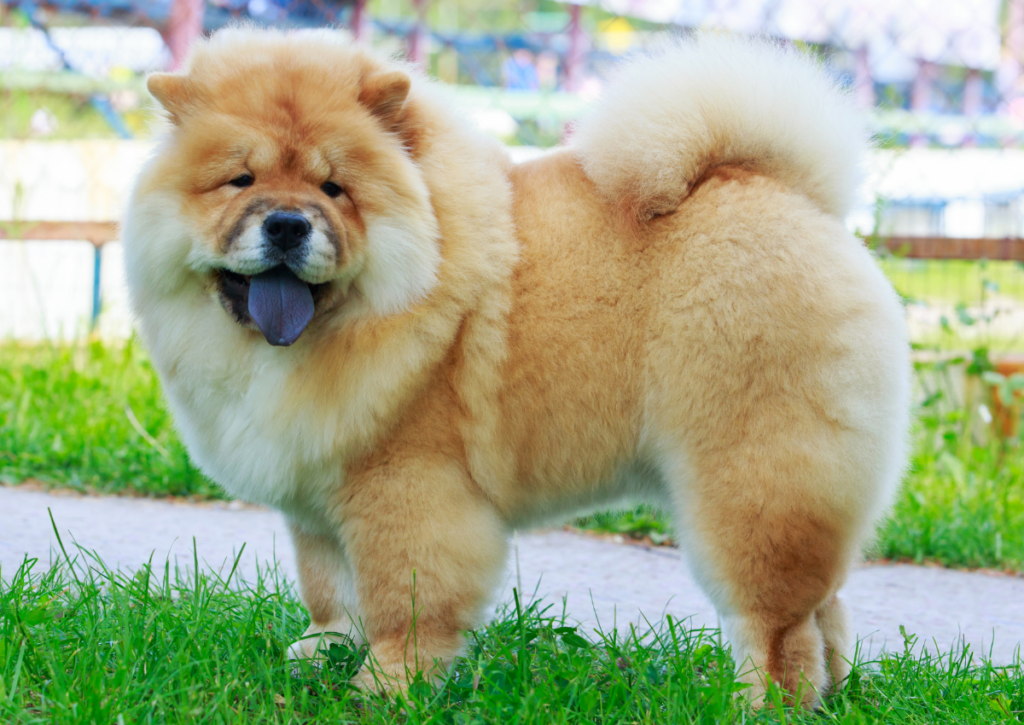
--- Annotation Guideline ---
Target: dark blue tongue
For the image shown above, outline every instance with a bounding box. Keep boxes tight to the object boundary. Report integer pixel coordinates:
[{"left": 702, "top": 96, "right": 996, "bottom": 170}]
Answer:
[{"left": 248, "top": 266, "right": 315, "bottom": 346}]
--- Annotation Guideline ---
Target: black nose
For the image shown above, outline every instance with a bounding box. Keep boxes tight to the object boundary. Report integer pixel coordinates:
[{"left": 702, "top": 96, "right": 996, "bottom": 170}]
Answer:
[{"left": 263, "top": 212, "right": 311, "bottom": 251}]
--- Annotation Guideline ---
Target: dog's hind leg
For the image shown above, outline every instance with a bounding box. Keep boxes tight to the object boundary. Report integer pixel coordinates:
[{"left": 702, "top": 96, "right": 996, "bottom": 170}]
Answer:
[
  {"left": 286, "top": 522, "right": 366, "bottom": 662},
  {"left": 815, "top": 593, "right": 853, "bottom": 690},
  {"left": 668, "top": 444, "right": 860, "bottom": 709}
]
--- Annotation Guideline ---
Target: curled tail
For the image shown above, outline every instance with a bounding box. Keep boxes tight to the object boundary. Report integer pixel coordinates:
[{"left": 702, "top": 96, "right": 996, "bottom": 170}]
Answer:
[{"left": 572, "top": 35, "right": 865, "bottom": 222}]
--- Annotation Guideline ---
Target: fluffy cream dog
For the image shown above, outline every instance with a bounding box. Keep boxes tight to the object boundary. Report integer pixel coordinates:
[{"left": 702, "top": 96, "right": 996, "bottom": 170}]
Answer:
[{"left": 123, "top": 28, "right": 910, "bottom": 706}]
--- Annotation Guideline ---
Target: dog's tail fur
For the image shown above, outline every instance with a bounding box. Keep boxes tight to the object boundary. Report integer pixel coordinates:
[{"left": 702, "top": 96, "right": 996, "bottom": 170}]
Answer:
[{"left": 571, "top": 35, "right": 865, "bottom": 223}]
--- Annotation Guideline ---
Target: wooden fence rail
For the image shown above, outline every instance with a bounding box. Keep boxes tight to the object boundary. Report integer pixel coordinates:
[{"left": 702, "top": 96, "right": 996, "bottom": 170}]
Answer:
[
  {"left": 5, "top": 225, "right": 1024, "bottom": 261},
  {"left": 5, "top": 225, "right": 1024, "bottom": 327},
  {"left": 0, "top": 222, "right": 118, "bottom": 327},
  {"left": 0, "top": 221, "right": 118, "bottom": 246},
  {"left": 882, "top": 236, "right": 1024, "bottom": 262}
]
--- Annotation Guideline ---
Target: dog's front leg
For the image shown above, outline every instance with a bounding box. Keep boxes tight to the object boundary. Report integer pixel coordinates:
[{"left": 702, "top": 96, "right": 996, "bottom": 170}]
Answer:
[
  {"left": 286, "top": 521, "right": 365, "bottom": 662},
  {"left": 339, "top": 455, "right": 508, "bottom": 694}
]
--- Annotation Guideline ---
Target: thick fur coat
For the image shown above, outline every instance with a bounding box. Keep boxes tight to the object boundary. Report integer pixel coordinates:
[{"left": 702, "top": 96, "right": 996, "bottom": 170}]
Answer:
[{"left": 123, "top": 29, "right": 911, "bottom": 706}]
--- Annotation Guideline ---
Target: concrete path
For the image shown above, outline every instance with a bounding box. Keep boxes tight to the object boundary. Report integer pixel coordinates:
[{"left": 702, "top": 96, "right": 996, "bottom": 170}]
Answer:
[{"left": 2, "top": 485, "right": 1022, "bottom": 664}]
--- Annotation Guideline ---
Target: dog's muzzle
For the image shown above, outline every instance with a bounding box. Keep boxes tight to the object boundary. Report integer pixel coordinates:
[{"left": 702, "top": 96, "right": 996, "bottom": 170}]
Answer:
[{"left": 263, "top": 211, "right": 311, "bottom": 253}]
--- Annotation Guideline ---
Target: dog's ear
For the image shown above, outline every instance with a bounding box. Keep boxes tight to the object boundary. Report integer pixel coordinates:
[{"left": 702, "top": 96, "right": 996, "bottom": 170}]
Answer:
[
  {"left": 358, "top": 71, "right": 411, "bottom": 126},
  {"left": 147, "top": 73, "right": 190, "bottom": 122}
]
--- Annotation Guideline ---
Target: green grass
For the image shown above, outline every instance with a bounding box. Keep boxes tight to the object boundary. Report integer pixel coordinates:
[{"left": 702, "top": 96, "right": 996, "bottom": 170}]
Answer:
[
  {"left": 2, "top": 546, "right": 1022, "bottom": 724},
  {"left": 3, "top": 340, "right": 1024, "bottom": 571},
  {"left": 875, "top": 367, "right": 1024, "bottom": 571},
  {"left": 878, "top": 258, "right": 1024, "bottom": 353},
  {"left": 0, "top": 88, "right": 154, "bottom": 140},
  {"left": 0, "top": 340, "right": 215, "bottom": 497},
  {"left": 879, "top": 259, "right": 1024, "bottom": 306},
  {"left": 574, "top": 506, "right": 673, "bottom": 546}
]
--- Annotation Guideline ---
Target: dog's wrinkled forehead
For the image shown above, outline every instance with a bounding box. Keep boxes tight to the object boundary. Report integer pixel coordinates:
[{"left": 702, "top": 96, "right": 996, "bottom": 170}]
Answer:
[
  {"left": 147, "top": 40, "right": 412, "bottom": 144},
  {"left": 243, "top": 138, "right": 333, "bottom": 181}
]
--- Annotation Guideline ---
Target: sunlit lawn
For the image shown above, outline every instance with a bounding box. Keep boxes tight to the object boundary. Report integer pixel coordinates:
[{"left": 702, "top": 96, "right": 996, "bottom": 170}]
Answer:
[
  {"left": 2, "top": 549, "right": 1021, "bottom": 724},
  {"left": 879, "top": 259, "right": 1024, "bottom": 305}
]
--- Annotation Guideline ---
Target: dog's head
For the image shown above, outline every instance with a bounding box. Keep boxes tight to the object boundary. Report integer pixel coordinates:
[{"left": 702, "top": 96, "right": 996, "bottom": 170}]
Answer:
[{"left": 131, "top": 29, "right": 440, "bottom": 346}]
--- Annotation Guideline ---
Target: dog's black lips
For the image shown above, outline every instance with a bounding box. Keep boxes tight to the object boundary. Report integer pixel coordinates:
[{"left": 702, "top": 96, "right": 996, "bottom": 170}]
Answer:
[{"left": 216, "top": 269, "right": 332, "bottom": 327}]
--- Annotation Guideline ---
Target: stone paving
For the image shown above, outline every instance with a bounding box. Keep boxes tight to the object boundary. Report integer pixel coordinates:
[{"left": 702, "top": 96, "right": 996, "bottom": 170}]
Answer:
[{"left": 2, "top": 485, "right": 1022, "bottom": 664}]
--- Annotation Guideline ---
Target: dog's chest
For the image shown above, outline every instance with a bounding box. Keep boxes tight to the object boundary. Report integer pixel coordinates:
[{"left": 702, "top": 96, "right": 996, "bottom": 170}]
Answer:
[{"left": 160, "top": 349, "right": 342, "bottom": 511}]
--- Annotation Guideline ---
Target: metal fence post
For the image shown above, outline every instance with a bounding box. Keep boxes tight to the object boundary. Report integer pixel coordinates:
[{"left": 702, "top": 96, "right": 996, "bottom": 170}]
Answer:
[{"left": 91, "top": 243, "right": 102, "bottom": 331}]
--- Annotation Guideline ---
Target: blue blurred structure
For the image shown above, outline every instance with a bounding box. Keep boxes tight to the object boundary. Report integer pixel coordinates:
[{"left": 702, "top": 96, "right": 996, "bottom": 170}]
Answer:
[
  {"left": 3, "top": 0, "right": 352, "bottom": 29},
  {"left": 0, "top": 0, "right": 590, "bottom": 86}
]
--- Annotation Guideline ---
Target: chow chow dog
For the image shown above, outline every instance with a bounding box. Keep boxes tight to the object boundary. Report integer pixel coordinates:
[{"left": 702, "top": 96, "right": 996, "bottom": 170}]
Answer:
[{"left": 123, "top": 28, "right": 910, "bottom": 706}]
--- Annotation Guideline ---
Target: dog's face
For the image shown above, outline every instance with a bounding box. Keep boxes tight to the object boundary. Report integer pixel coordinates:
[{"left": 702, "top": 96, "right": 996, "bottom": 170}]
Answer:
[{"left": 135, "top": 31, "right": 441, "bottom": 346}]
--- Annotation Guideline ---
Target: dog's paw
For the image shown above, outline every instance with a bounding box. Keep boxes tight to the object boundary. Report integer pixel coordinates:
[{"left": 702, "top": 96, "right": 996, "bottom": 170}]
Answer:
[
  {"left": 349, "top": 649, "right": 453, "bottom": 698},
  {"left": 350, "top": 664, "right": 409, "bottom": 696},
  {"left": 287, "top": 619, "right": 365, "bottom": 662}
]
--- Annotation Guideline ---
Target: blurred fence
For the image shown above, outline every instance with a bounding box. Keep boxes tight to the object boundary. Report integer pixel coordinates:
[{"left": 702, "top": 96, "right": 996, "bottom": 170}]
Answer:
[
  {"left": 4, "top": 0, "right": 1024, "bottom": 144},
  {"left": 5, "top": 0, "right": 1024, "bottom": 350}
]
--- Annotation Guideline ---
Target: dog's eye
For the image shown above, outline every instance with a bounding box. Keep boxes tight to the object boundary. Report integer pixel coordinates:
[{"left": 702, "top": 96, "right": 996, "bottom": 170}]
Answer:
[
  {"left": 229, "top": 175, "right": 254, "bottom": 188},
  {"left": 321, "top": 181, "right": 344, "bottom": 199}
]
